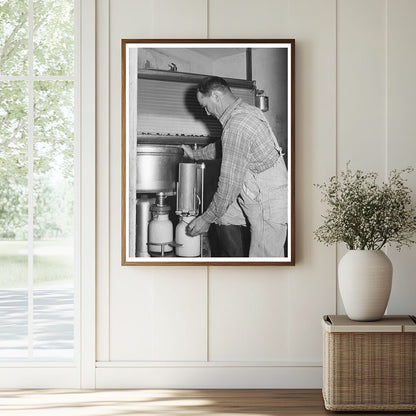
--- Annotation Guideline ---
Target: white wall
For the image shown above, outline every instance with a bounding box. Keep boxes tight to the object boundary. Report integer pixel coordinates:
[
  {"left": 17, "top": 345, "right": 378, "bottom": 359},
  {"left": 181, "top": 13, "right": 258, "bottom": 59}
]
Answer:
[
  {"left": 252, "top": 48, "right": 288, "bottom": 155},
  {"left": 95, "top": 0, "right": 416, "bottom": 388}
]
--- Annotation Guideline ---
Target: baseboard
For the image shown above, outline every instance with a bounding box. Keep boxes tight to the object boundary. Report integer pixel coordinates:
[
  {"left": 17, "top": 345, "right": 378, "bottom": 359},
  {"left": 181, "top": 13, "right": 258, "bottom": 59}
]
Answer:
[
  {"left": 0, "top": 367, "right": 80, "bottom": 388},
  {"left": 95, "top": 365, "right": 323, "bottom": 389}
]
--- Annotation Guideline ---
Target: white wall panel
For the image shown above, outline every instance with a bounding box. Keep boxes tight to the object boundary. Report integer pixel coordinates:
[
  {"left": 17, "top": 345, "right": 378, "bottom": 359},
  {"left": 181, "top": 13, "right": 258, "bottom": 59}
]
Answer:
[
  {"left": 209, "top": 0, "right": 289, "bottom": 38},
  {"left": 94, "top": 0, "right": 416, "bottom": 388},
  {"left": 337, "top": 0, "right": 387, "bottom": 172},
  {"left": 209, "top": 267, "right": 290, "bottom": 361},
  {"left": 101, "top": 0, "right": 209, "bottom": 363},
  {"left": 110, "top": 268, "right": 207, "bottom": 361},
  {"left": 149, "top": 0, "right": 207, "bottom": 38},
  {"left": 286, "top": 0, "right": 337, "bottom": 361},
  {"left": 386, "top": 0, "right": 416, "bottom": 315},
  {"left": 108, "top": 0, "right": 207, "bottom": 39}
]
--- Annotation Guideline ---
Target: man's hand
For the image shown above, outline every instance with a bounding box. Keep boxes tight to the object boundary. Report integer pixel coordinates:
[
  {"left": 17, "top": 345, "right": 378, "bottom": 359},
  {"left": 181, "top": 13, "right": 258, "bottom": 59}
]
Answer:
[
  {"left": 181, "top": 145, "right": 194, "bottom": 159},
  {"left": 186, "top": 216, "right": 210, "bottom": 236}
]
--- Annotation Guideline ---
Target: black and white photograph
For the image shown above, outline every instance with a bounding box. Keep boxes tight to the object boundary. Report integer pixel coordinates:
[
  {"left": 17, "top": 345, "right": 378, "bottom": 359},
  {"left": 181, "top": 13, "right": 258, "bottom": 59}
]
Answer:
[{"left": 122, "top": 40, "right": 295, "bottom": 265}]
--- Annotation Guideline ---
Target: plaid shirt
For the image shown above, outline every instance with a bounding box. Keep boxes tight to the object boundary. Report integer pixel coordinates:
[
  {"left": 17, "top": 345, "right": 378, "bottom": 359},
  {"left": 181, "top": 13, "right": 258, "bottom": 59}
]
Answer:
[{"left": 193, "top": 98, "right": 281, "bottom": 223}]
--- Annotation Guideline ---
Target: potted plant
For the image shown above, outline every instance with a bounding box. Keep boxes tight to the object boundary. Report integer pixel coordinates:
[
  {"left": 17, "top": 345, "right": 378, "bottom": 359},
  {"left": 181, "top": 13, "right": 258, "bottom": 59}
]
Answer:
[{"left": 314, "top": 164, "right": 416, "bottom": 321}]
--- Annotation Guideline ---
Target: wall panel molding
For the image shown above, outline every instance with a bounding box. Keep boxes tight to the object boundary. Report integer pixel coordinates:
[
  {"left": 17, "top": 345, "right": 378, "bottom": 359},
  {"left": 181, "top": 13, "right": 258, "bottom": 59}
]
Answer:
[
  {"left": 96, "top": 365, "right": 322, "bottom": 388},
  {"left": 96, "top": 0, "right": 111, "bottom": 364}
]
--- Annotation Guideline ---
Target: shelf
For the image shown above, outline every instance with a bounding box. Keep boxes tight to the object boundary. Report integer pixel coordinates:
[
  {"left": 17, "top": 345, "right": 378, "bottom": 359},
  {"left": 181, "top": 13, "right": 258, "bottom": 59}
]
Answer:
[
  {"left": 137, "top": 134, "right": 217, "bottom": 146},
  {"left": 138, "top": 69, "right": 256, "bottom": 90}
]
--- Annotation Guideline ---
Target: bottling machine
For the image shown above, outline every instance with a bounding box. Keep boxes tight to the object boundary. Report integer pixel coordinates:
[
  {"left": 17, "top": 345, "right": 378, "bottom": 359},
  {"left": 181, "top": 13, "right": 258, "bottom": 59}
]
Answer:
[{"left": 135, "top": 144, "right": 205, "bottom": 257}]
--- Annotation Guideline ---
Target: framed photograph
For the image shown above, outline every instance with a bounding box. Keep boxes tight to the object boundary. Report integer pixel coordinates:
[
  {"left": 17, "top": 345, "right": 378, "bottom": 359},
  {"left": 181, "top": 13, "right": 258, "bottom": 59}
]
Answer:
[{"left": 122, "top": 39, "right": 295, "bottom": 265}]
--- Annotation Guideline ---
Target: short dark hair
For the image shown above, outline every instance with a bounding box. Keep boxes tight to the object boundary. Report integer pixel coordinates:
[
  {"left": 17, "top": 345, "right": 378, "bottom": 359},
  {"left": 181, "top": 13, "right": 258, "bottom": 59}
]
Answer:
[{"left": 197, "top": 76, "right": 231, "bottom": 96}]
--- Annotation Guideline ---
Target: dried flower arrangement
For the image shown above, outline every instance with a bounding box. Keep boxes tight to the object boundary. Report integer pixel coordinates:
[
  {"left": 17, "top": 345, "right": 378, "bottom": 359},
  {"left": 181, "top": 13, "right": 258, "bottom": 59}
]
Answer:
[{"left": 314, "top": 164, "right": 416, "bottom": 250}]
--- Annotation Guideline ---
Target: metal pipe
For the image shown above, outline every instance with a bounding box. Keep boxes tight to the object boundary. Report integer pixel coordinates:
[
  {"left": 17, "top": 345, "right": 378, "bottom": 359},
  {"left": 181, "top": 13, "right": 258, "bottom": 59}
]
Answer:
[
  {"left": 246, "top": 48, "right": 252, "bottom": 81},
  {"left": 199, "top": 162, "right": 205, "bottom": 214},
  {"left": 197, "top": 163, "right": 206, "bottom": 257},
  {"left": 136, "top": 196, "right": 152, "bottom": 257},
  {"left": 177, "top": 163, "right": 198, "bottom": 215}
]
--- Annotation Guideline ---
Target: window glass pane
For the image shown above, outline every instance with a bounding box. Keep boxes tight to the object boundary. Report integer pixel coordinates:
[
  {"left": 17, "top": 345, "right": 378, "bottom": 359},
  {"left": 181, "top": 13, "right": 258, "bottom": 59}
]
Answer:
[
  {"left": 33, "top": 0, "right": 74, "bottom": 76},
  {"left": 33, "top": 288, "right": 74, "bottom": 360},
  {"left": 33, "top": 80, "right": 74, "bottom": 359},
  {"left": 33, "top": 81, "right": 74, "bottom": 249},
  {"left": 0, "top": 0, "right": 28, "bottom": 76},
  {"left": 0, "top": 81, "right": 28, "bottom": 249},
  {"left": 0, "top": 81, "right": 29, "bottom": 359},
  {"left": 0, "top": 289, "right": 28, "bottom": 359}
]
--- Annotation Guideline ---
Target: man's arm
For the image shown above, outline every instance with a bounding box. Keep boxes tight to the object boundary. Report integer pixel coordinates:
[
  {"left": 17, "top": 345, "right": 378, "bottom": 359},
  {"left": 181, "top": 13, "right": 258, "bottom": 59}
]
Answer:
[
  {"left": 198, "top": 118, "right": 251, "bottom": 224},
  {"left": 186, "top": 125, "right": 250, "bottom": 238}
]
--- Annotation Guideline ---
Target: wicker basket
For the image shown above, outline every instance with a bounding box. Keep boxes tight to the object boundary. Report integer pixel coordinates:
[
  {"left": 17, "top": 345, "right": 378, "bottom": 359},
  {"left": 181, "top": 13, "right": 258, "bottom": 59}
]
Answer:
[{"left": 322, "top": 315, "right": 416, "bottom": 411}]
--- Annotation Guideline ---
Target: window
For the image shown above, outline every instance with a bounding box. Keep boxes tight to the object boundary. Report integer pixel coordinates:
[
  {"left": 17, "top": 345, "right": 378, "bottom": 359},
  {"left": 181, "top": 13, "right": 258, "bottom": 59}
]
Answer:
[{"left": 0, "top": 0, "right": 77, "bottom": 361}]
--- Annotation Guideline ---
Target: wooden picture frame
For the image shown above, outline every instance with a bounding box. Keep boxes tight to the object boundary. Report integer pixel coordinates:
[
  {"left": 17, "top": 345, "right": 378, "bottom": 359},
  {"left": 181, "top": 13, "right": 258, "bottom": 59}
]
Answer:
[{"left": 122, "top": 39, "right": 295, "bottom": 265}]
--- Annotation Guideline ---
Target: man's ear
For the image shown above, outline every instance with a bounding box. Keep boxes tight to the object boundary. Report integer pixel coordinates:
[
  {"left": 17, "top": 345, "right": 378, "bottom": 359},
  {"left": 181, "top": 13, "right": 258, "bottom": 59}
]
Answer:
[{"left": 211, "top": 90, "right": 221, "bottom": 102}]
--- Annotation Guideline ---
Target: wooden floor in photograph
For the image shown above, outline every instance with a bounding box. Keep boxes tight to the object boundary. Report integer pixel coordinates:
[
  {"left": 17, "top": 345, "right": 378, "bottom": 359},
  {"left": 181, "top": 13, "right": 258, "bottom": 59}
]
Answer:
[{"left": 0, "top": 389, "right": 413, "bottom": 415}]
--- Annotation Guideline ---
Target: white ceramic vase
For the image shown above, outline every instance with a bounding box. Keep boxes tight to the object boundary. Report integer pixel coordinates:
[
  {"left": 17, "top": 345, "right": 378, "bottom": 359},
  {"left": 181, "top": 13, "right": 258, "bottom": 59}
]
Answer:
[{"left": 338, "top": 250, "right": 393, "bottom": 321}]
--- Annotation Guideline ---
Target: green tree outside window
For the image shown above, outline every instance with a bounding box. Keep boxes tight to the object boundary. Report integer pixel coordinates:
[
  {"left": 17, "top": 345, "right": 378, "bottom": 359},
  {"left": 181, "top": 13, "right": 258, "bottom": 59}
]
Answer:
[{"left": 1, "top": 0, "right": 75, "bottom": 288}]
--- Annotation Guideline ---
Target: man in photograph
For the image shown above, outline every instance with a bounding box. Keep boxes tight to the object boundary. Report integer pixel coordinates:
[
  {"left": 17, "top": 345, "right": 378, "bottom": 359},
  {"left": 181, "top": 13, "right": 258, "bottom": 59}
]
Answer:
[{"left": 183, "top": 76, "right": 288, "bottom": 257}]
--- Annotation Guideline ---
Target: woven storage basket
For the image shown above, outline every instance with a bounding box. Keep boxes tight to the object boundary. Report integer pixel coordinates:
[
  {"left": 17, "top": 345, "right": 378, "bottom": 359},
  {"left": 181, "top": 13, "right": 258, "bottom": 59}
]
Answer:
[{"left": 322, "top": 315, "right": 416, "bottom": 411}]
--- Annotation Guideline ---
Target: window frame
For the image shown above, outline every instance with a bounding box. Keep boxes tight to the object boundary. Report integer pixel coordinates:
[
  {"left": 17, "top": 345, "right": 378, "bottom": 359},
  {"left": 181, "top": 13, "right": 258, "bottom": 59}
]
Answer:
[{"left": 0, "top": 0, "right": 96, "bottom": 388}]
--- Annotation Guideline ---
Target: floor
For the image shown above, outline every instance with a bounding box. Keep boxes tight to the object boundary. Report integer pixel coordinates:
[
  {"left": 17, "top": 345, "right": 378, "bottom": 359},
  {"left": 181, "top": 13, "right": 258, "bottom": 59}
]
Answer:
[{"left": 0, "top": 389, "right": 413, "bottom": 416}]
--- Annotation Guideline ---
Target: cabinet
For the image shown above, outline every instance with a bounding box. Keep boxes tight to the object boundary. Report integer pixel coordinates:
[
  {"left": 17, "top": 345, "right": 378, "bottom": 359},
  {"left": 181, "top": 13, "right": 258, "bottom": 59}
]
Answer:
[{"left": 322, "top": 315, "right": 416, "bottom": 411}]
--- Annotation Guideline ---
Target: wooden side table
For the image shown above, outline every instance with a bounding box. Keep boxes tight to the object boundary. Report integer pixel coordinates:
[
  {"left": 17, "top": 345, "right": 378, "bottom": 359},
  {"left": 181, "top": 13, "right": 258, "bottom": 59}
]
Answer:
[{"left": 322, "top": 315, "right": 416, "bottom": 411}]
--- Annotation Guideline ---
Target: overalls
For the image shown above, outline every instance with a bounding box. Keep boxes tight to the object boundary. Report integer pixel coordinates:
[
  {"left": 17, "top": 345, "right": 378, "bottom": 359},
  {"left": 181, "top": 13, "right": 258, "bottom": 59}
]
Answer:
[{"left": 216, "top": 108, "right": 288, "bottom": 257}]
